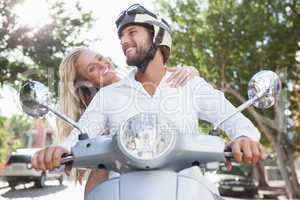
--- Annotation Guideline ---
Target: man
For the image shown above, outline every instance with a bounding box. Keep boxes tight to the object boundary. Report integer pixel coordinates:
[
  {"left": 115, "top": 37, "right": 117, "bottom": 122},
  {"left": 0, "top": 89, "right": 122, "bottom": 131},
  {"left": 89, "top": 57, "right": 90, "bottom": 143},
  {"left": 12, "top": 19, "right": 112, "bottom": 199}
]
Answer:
[
  {"left": 32, "top": 3, "right": 265, "bottom": 178},
  {"left": 114, "top": 3, "right": 265, "bottom": 164}
]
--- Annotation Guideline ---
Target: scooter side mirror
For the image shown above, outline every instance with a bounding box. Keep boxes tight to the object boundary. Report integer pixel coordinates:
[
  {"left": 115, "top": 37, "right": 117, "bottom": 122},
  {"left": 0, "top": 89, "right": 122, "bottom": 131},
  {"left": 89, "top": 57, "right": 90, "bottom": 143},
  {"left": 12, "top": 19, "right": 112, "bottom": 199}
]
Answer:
[
  {"left": 20, "top": 80, "right": 86, "bottom": 137},
  {"left": 19, "top": 81, "right": 51, "bottom": 118},
  {"left": 247, "top": 70, "right": 281, "bottom": 109},
  {"left": 211, "top": 70, "right": 282, "bottom": 133}
]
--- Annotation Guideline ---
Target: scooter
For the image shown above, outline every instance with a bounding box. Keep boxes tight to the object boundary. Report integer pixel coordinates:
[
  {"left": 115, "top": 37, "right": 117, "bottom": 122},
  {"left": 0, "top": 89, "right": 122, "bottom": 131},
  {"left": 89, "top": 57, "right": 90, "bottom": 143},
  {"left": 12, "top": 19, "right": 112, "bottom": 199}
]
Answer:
[{"left": 19, "top": 70, "right": 281, "bottom": 200}]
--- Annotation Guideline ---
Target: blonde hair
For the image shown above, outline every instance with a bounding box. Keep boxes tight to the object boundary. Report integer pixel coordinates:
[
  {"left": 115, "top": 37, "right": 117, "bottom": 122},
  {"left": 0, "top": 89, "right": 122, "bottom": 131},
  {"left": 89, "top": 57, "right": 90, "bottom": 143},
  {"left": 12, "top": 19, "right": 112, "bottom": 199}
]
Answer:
[
  {"left": 57, "top": 47, "right": 100, "bottom": 183},
  {"left": 57, "top": 47, "right": 96, "bottom": 140}
]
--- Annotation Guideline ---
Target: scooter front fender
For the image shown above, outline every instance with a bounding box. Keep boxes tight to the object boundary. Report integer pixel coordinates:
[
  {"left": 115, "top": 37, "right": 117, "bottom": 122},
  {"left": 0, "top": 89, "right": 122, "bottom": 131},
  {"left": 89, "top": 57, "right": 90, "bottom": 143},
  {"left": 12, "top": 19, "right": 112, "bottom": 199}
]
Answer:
[{"left": 86, "top": 170, "right": 223, "bottom": 200}]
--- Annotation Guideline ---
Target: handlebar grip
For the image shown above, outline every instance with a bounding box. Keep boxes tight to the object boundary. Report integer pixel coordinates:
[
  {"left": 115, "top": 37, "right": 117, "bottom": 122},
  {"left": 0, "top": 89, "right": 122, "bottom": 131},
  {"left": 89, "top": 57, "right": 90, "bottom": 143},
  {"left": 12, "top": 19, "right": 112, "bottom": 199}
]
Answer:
[
  {"left": 224, "top": 150, "right": 273, "bottom": 161},
  {"left": 224, "top": 145, "right": 234, "bottom": 161},
  {"left": 60, "top": 153, "right": 74, "bottom": 165}
]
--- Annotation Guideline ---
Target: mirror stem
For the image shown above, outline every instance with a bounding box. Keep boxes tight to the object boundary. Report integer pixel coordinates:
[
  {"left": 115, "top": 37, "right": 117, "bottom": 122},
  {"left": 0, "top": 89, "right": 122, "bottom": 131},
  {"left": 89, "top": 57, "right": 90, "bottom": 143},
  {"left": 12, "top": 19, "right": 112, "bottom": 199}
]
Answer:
[
  {"left": 212, "top": 95, "right": 260, "bottom": 132},
  {"left": 40, "top": 104, "right": 85, "bottom": 136}
]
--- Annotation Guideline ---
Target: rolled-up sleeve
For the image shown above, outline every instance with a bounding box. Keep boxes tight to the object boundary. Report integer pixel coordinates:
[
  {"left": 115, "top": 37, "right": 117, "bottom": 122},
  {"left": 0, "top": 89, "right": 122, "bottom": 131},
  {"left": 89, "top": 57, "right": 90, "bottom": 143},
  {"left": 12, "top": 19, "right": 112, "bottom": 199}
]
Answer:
[
  {"left": 191, "top": 77, "right": 261, "bottom": 142},
  {"left": 58, "top": 90, "right": 108, "bottom": 151}
]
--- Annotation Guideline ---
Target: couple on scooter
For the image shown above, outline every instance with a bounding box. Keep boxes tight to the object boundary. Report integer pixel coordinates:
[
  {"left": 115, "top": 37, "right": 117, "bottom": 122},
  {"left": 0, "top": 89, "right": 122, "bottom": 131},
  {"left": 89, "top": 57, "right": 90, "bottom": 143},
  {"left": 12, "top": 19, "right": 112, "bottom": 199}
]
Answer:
[{"left": 32, "top": 3, "right": 265, "bottom": 197}]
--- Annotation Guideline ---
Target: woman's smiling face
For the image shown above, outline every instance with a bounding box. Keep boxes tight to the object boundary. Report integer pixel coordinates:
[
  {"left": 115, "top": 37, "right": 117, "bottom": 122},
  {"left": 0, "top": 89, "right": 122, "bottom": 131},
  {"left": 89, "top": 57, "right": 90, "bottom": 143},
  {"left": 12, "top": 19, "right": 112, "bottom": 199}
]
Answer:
[{"left": 75, "top": 49, "right": 117, "bottom": 88}]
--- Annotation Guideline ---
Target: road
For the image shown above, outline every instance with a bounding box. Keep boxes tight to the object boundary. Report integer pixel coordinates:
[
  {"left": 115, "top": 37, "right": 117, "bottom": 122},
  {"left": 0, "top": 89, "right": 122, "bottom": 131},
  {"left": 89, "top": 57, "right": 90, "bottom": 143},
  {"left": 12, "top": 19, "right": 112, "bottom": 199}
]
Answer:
[
  {"left": 0, "top": 180, "right": 84, "bottom": 200},
  {"left": 0, "top": 180, "right": 286, "bottom": 200}
]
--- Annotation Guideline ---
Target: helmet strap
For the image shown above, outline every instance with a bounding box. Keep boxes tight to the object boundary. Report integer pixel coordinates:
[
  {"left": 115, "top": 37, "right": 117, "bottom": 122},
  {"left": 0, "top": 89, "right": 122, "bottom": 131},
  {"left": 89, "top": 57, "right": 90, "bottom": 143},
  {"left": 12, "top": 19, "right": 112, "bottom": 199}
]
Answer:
[{"left": 136, "top": 43, "right": 157, "bottom": 73}]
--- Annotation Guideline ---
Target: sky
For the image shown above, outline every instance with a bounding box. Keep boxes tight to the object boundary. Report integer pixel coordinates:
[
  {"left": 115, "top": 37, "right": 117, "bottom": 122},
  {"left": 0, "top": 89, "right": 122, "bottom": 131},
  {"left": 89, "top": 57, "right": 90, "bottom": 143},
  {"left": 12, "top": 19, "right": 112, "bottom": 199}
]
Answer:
[{"left": 1, "top": 0, "right": 156, "bottom": 118}]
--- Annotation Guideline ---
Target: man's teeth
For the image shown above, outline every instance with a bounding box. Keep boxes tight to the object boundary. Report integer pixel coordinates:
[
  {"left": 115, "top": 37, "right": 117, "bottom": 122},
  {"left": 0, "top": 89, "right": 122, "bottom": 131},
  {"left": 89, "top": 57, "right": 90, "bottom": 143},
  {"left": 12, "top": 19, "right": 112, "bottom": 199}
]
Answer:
[
  {"left": 126, "top": 47, "right": 135, "bottom": 54},
  {"left": 103, "top": 66, "right": 109, "bottom": 75}
]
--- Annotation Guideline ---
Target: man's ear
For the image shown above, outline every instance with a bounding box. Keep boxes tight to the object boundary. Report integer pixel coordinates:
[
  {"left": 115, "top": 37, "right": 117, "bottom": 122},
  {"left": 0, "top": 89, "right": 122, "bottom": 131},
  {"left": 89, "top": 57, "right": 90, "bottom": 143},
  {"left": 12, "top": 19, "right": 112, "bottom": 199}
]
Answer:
[{"left": 159, "top": 46, "right": 170, "bottom": 63}]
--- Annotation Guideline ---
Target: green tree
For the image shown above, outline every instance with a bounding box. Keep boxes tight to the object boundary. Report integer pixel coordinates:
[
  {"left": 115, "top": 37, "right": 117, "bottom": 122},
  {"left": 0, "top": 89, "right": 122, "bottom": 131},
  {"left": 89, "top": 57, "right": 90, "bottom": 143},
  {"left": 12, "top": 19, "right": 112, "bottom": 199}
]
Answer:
[
  {"left": 159, "top": 0, "right": 299, "bottom": 198},
  {"left": 0, "top": 127, "right": 12, "bottom": 163},
  {"left": 0, "top": 0, "right": 95, "bottom": 95},
  {"left": 6, "top": 114, "right": 31, "bottom": 146},
  {"left": 0, "top": 117, "right": 22, "bottom": 163}
]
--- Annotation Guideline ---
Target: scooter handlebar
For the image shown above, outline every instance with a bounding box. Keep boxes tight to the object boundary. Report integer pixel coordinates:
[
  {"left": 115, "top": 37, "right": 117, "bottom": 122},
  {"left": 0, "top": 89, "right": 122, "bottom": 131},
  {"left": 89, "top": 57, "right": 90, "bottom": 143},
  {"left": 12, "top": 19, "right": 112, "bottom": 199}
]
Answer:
[
  {"left": 223, "top": 147, "right": 272, "bottom": 162},
  {"left": 60, "top": 153, "right": 74, "bottom": 165}
]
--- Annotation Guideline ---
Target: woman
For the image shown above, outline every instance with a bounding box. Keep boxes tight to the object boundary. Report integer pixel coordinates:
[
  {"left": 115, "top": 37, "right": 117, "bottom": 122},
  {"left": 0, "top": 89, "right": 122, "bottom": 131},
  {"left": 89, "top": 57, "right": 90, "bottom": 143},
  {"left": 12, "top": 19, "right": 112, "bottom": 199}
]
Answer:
[{"left": 36, "top": 46, "right": 200, "bottom": 196}]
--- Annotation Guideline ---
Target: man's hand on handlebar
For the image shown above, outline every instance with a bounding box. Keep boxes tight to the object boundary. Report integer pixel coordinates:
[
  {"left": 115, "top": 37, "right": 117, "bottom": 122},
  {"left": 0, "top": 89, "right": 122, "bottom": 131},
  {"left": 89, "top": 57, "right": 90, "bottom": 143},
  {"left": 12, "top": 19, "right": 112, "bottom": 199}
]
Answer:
[
  {"left": 230, "top": 136, "right": 266, "bottom": 164},
  {"left": 32, "top": 146, "right": 72, "bottom": 175}
]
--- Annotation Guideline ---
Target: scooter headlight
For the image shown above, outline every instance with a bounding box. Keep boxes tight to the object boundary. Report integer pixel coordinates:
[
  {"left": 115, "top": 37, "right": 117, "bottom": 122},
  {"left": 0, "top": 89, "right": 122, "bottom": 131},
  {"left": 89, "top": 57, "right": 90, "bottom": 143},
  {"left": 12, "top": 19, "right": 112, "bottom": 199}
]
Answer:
[{"left": 117, "top": 113, "right": 176, "bottom": 161}]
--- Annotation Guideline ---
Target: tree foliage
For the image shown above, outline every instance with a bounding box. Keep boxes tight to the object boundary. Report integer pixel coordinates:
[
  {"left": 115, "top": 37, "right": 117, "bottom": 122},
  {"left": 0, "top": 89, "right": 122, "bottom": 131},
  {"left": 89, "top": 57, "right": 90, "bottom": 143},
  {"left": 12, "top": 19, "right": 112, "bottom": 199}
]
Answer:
[
  {"left": 0, "top": 0, "right": 95, "bottom": 94},
  {"left": 159, "top": 0, "right": 299, "bottom": 145},
  {"left": 158, "top": 0, "right": 300, "bottom": 197},
  {"left": 0, "top": 117, "right": 22, "bottom": 163},
  {"left": 6, "top": 115, "right": 31, "bottom": 139}
]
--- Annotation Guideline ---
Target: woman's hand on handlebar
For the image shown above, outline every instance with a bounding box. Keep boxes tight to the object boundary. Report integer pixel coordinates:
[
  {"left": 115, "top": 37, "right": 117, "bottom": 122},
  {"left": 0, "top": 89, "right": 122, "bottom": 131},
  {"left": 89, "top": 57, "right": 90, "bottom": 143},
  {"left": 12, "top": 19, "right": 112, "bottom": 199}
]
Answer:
[{"left": 32, "top": 146, "right": 70, "bottom": 173}]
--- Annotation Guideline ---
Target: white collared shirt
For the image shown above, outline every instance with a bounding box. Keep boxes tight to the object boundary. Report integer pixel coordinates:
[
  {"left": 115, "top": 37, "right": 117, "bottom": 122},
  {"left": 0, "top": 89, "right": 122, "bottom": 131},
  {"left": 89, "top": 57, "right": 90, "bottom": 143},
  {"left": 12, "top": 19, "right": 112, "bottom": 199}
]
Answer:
[{"left": 60, "top": 68, "right": 260, "bottom": 151}]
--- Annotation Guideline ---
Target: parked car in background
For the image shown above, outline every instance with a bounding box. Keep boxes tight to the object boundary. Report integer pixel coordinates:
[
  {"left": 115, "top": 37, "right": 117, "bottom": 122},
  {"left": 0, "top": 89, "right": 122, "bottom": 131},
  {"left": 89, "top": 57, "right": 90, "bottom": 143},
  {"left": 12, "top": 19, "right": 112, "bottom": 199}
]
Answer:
[
  {"left": 264, "top": 165, "right": 285, "bottom": 187},
  {"left": 2, "top": 148, "right": 64, "bottom": 189},
  {"left": 205, "top": 163, "right": 258, "bottom": 198}
]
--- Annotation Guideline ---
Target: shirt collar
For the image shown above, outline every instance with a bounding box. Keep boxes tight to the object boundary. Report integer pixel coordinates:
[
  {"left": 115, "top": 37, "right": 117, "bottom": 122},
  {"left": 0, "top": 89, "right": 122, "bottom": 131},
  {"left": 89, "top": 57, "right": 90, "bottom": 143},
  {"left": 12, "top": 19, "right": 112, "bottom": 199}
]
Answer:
[{"left": 121, "top": 67, "right": 172, "bottom": 89}]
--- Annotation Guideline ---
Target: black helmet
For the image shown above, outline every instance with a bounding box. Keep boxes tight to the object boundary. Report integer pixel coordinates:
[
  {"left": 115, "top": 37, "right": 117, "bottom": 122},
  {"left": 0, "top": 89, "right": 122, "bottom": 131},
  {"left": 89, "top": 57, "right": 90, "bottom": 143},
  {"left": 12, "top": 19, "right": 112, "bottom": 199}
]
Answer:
[{"left": 115, "top": 4, "right": 172, "bottom": 71}]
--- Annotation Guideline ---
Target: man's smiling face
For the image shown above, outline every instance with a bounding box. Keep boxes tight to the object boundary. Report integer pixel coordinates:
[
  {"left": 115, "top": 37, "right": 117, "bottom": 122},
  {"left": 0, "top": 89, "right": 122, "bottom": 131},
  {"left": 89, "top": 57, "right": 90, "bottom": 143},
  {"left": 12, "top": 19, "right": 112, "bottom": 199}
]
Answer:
[{"left": 120, "top": 25, "right": 152, "bottom": 66}]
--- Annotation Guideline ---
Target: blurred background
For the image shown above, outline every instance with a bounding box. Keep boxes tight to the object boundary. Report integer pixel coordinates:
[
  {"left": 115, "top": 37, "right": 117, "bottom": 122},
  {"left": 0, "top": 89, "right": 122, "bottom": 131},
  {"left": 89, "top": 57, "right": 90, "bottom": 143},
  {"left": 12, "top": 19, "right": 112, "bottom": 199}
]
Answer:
[{"left": 0, "top": 0, "right": 299, "bottom": 199}]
